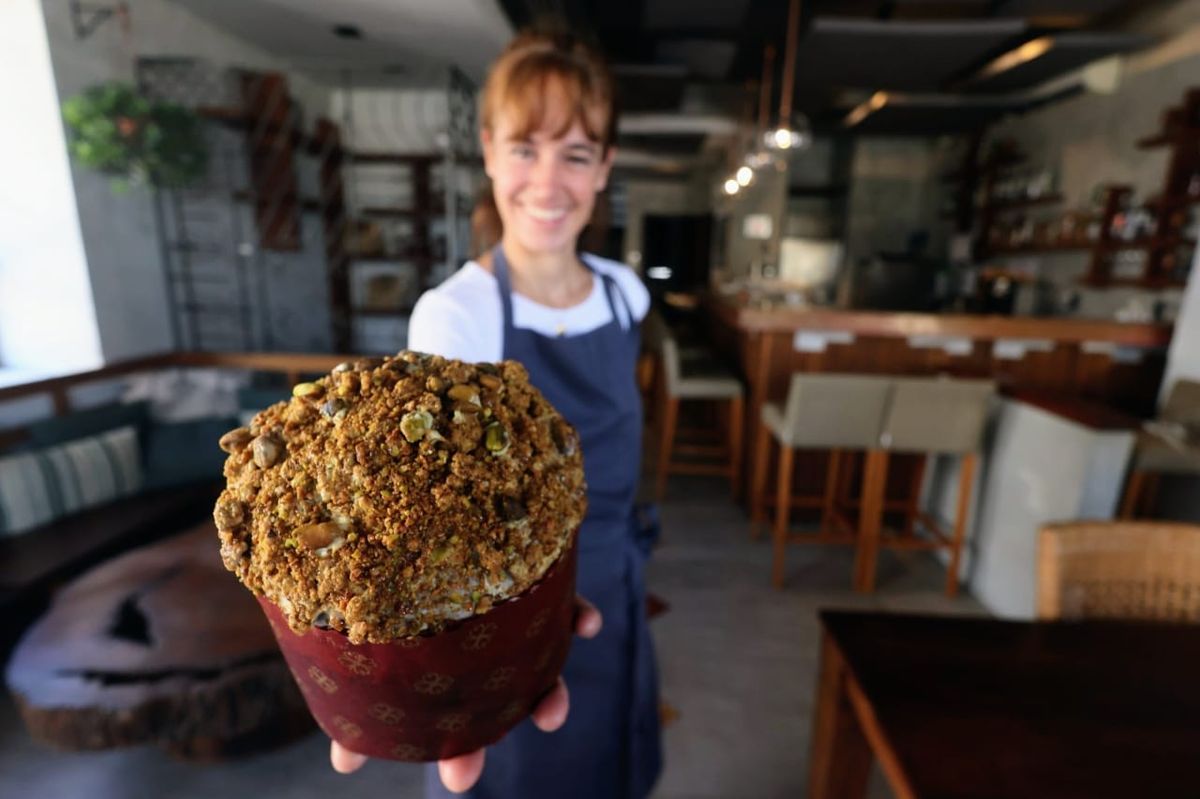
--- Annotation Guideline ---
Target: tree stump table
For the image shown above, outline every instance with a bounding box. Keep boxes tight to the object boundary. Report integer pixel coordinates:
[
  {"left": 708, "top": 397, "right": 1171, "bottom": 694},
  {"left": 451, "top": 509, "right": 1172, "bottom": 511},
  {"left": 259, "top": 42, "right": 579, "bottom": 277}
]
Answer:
[{"left": 4, "top": 522, "right": 314, "bottom": 761}]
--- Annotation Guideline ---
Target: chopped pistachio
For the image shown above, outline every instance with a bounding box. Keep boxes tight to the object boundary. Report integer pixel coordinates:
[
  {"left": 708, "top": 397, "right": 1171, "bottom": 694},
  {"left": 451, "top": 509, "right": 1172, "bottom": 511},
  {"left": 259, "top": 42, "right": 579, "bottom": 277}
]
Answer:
[
  {"left": 485, "top": 422, "right": 510, "bottom": 455},
  {"left": 400, "top": 410, "right": 434, "bottom": 442},
  {"left": 218, "top": 427, "right": 254, "bottom": 454},
  {"left": 251, "top": 435, "right": 284, "bottom": 468}
]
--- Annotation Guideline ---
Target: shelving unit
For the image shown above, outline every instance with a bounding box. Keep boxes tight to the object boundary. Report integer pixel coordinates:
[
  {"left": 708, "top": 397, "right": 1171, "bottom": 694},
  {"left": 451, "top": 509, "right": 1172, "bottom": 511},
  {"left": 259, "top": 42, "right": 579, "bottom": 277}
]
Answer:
[
  {"left": 941, "top": 87, "right": 1198, "bottom": 294},
  {"left": 1132, "top": 88, "right": 1200, "bottom": 287},
  {"left": 340, "top": 152, "right": 442, "bottom": 343}
]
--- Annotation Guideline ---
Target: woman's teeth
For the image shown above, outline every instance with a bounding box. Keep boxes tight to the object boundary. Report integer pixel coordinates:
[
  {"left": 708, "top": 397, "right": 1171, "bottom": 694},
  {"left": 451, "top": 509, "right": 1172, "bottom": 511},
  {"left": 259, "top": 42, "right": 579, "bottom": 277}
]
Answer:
[{"left": 525, "top": 206, "right": 567, "bottom": 221}]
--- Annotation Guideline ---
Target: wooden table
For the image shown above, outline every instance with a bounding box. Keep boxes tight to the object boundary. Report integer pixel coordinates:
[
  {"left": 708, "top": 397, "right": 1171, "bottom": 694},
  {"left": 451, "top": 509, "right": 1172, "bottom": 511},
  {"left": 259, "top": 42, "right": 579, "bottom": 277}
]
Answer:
[
  {"left": 5, "top": 523, "right": 313, "bottom": 760},
  {"left": 810, "top": 611, "right": 1200, "bottom": 798}
]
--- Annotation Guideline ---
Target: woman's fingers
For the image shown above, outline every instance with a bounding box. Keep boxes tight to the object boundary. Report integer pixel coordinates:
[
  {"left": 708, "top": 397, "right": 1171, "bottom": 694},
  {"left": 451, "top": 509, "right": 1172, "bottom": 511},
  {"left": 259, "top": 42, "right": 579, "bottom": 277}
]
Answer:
[
  {"left": 330, "top": 740, "right": 368, "bottom": 774},
  {"left": 530, "top": 676, "right": 570, "bottom": 732},
  {"left": 574, "top": 595, "right": 602, "bottom": 639},
  {"left": 438, "top": 749, "right": 487, "bottom": 793}
]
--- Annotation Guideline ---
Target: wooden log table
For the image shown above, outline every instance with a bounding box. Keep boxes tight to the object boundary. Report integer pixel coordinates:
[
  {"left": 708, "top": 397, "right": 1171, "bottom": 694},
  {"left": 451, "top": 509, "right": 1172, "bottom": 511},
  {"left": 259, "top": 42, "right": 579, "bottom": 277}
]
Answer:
[{"left": 4, "top": 522, "right": 314, "bottom": 761}]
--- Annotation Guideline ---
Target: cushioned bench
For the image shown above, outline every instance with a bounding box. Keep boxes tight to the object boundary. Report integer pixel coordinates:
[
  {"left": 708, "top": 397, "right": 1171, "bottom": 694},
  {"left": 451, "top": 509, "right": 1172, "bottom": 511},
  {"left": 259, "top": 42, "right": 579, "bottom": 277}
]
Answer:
[
  {"left": 0, "top": 351, "right": 346, "bottom": 661},
  {"left": 0, "top": 480, "right": 221, "bottom": 593}
]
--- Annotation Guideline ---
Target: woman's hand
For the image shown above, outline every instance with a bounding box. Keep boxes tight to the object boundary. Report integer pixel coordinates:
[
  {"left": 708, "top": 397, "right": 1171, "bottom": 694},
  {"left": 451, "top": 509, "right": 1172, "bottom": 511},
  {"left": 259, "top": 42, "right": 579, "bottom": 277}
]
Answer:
[{"left": 330, "top": 595, "right": 603, "bottom": 793}]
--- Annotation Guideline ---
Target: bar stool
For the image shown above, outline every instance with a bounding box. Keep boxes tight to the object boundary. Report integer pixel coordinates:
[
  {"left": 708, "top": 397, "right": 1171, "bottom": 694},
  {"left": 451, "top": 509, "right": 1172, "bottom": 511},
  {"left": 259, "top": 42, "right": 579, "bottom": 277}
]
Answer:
[
  {"left": 654, "top": 334, "right": 745, "bottom": 501},
  {"left": 854, "top": 377, "right": 994, "bottom": 596},
  {"left": 1119, "top": 379, "right": 1200, "bottom": 519},
  {"left": 751, "top": 374, "right": 893, "bottom": 588}
]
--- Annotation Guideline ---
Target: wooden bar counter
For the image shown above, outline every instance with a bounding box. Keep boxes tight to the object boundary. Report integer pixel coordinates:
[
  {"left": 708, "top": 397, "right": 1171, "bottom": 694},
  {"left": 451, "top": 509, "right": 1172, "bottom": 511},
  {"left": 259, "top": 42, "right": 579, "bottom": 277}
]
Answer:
[{"left": 705, "top": 294, "right": 1172, "bottom": 513}]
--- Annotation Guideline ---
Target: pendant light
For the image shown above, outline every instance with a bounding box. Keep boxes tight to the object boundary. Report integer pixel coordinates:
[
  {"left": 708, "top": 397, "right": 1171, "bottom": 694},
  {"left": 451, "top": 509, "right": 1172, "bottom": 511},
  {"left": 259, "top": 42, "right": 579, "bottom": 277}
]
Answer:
[{"left": 763, "top": 0, "right": 811, "bottom": 152}]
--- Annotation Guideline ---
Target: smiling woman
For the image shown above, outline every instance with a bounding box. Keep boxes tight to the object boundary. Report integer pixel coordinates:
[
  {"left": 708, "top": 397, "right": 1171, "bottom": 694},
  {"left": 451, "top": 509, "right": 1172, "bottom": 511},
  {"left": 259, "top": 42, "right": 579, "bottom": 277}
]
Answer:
[{"left": 341, "top": 26, "right": 661, "bottom": 799}]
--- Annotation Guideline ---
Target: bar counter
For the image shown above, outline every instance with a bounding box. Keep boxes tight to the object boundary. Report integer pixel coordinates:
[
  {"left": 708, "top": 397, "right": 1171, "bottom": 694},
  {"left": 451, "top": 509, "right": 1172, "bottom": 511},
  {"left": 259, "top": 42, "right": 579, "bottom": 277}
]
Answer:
[
  {"left": 705, "top": 295, "right": 1171, "bottom": 506},
  {"left": 709, "top": 300, "right": 1172, "bottom": 348}
]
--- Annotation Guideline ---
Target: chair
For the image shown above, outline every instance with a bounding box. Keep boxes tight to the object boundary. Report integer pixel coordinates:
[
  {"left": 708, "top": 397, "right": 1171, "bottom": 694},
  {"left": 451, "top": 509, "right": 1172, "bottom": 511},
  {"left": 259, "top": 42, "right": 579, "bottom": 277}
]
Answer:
[
  {"left": 653, "top": 334, "right": 745, "bottom": 501},
  {"left": 854, "top": 377, "right": 994, "bottom": 596},
  {"left": 1037, "top": 521, "right": 1200, "bottom": 622},
  {"left": 750, "top": 374, "right": 893, "bottom": 588},
  {"left": 1119, "top": 379, "right": 1200, "bottom": 519}
]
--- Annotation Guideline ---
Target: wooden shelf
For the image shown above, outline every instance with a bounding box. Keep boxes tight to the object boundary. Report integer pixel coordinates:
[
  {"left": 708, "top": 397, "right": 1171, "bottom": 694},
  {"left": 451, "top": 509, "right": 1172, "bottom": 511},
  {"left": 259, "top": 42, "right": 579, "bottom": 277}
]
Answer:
[
  {"left": 988, "top": 236, "right": 1195, "bottom": 258},
  {"left": 1080, "top": 276, "right": 1189, "bottom": 289},
  {"left": 1147, "top": 194, "right": 1200, "bottom": 211},
  {"left": 986, "top": 193, "right": 1064, "bottom": 212},
  {"left": 986, "top": 242, "right": 1094, "bottom": 255},
  {"left": 1136, "top": 127, "right": 1200, "bottom": 150},
  {"left": 1097, "top": 236, "right": 1197, "bottom": 252}
]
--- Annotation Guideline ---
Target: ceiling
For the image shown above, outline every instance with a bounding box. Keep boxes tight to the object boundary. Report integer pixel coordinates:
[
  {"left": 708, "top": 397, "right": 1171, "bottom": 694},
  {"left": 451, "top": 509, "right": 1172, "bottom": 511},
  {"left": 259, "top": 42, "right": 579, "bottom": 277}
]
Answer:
[
  {"left": 497, "top": 0, "right": 1154, "bottom": 142},
  {"left": 166, "top": 0, "right": 513, "bottom": 82},
  {"left": 164, "top": 0, "right": 1160, "bottom": 172}
]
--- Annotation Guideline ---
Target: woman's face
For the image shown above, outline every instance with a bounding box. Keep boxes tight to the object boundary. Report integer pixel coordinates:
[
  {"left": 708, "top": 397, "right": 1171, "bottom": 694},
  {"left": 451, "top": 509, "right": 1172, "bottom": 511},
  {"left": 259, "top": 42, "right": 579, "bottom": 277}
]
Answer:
[{"left": 482, "top": 110, "right": 613, "bottom": 258}]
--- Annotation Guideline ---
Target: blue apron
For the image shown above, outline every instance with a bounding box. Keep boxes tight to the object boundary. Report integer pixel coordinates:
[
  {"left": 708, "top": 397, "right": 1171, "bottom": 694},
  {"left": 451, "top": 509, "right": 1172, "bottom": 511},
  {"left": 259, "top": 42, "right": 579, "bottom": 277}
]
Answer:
[{"left": 425, "top": 248, "right": 663, "bottom": 799}]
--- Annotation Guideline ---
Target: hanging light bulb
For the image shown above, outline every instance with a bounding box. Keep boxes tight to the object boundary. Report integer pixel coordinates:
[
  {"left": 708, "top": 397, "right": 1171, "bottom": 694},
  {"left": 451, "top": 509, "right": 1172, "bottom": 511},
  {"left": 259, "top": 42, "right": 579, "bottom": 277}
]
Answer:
[
  {"left": 736, "top": 165, "right": 754, "bottom": 186},
  {"left": 765, "top": 116, "right": 812, "bottom": 151},
  {"left": 764, "top": 0, "right": 811, "bottom": 153},
  {"left": 723, "top": 178, "right": 740, "bottom": 195}
]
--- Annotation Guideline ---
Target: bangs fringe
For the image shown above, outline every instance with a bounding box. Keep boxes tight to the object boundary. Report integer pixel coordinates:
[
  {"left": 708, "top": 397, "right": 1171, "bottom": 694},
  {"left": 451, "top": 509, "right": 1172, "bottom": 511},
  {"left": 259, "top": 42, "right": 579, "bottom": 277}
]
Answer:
[{"left": 490, "top": 50, "right": 613, "bottom": 146}]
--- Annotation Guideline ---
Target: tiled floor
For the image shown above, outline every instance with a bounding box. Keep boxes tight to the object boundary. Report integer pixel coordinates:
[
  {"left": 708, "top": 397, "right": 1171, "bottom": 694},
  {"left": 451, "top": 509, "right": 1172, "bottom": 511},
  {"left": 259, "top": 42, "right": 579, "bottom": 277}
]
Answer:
[{"left": 0, "top": 475, "right": 985, "bottom": 798}]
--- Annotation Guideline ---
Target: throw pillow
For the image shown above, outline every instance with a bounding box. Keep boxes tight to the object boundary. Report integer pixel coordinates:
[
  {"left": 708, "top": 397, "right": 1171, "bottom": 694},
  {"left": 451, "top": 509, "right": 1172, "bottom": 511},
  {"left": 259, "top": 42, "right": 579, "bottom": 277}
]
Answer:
[
  {"left": 141, "top": 416, "right": 239, "bottom": 490},
  {"left": 0, "top": 425, "right": 143, "bottom": 536}
]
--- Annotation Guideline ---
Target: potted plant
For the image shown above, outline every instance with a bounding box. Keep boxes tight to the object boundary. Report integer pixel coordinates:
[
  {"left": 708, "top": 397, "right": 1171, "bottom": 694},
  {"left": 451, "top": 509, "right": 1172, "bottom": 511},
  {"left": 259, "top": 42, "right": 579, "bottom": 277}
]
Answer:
[{"left": 61, "top": 82, "right": 208, "bottom": 192}]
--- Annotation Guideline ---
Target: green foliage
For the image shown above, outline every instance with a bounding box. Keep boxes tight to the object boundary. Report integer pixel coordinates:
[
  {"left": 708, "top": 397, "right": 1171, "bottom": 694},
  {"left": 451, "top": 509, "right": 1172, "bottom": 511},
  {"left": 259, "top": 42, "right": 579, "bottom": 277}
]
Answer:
[{"left": 61, "top": 82, "right": 208, "bottom": 192}]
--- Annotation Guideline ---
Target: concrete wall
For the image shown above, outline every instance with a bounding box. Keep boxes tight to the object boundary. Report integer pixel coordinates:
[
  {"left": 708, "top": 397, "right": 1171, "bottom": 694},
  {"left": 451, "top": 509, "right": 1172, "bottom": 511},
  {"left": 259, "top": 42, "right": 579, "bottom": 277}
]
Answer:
[
  {"left": 843, "top": 137, "right": 945, "bottom": 267},
  {"left": 0, "top": 0, "right": 103, "bottom": 375},
  {"left": 714, "top": 164, "right": 788, "bottom": 279},
  {"left": 39, "top": 0, "right": 334, "bottom": 362}
]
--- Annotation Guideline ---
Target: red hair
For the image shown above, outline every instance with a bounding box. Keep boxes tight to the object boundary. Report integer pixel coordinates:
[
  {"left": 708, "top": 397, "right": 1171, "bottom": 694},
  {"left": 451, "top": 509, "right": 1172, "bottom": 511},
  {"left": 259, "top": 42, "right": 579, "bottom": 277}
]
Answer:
[{"left": 480, "top": 29, "right": 617, "bottom": 151}]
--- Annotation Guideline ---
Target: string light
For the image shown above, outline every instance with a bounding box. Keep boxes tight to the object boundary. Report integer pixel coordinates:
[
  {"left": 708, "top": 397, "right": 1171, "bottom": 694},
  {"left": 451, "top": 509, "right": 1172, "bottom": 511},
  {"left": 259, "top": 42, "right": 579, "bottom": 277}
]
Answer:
[{"left": 724, "top": 178, "right": 740, "bottom": 195}]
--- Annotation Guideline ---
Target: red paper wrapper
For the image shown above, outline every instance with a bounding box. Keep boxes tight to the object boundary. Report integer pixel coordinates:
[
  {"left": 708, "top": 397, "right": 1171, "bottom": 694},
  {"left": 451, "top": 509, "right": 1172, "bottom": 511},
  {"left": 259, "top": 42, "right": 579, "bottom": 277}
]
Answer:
[{"left": 258, "top": 537, "right": 578, "bottom": 762}]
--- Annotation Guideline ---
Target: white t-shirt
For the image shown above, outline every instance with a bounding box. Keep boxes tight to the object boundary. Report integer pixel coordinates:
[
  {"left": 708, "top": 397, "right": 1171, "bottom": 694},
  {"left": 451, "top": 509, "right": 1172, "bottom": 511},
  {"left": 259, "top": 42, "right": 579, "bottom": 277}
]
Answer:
[{"left": 408, "top": 253, "right": 650, "bottom": 362}]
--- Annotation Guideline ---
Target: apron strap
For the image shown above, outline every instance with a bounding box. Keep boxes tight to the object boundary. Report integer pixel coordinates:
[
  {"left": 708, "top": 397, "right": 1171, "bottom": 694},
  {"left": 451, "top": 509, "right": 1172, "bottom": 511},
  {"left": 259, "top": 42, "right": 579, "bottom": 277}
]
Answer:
[
  {"left": 491, "top": 245, "right": 517, "bottom": 335},
  {"left": 491, "top": 246, "right": 636, "bottom": 333}
]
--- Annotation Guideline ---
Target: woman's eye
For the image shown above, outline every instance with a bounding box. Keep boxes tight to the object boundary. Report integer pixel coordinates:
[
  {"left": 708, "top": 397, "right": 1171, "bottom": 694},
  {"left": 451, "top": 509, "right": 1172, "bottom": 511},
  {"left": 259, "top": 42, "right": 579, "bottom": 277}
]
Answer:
[
  {"left": 512, "top": 145, "right": 534, "bottom": 159},
  {"left": 567, "top": 154, "right": 593, "bottom": 166}
]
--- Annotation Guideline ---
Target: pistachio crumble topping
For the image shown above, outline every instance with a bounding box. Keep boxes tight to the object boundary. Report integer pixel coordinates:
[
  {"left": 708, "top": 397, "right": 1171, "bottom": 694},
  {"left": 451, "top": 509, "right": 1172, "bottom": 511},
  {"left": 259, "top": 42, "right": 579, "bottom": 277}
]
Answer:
[{"left": 214, "top": 351, "right": 586, "bottom": 644}]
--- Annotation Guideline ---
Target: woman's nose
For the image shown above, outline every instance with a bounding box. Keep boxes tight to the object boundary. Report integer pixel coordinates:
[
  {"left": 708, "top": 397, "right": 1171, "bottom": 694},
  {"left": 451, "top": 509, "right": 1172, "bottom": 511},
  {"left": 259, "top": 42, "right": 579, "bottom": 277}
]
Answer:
[{"left": 529, "top": 152, "right": 562, "bottom": 189}]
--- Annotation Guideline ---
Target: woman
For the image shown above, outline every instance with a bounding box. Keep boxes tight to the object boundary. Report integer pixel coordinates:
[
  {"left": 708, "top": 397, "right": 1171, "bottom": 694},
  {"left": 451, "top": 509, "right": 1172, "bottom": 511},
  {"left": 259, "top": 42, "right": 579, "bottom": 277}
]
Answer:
[{"left": 331, "top": 29, "right": 662, "bottom": 799}]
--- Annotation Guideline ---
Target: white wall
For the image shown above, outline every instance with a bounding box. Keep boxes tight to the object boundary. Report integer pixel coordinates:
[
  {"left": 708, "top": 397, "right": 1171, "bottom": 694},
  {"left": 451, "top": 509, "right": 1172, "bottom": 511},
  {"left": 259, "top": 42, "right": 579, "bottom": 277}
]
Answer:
[
  {"left": 1164, "top": 248, "right": 1200, "bottom": 394},
  {"left": 39, "top": 0, "right": 335, "bottom": 362},
  {"left": 0, "top": 0, "right": 103, "bottom": 374}
]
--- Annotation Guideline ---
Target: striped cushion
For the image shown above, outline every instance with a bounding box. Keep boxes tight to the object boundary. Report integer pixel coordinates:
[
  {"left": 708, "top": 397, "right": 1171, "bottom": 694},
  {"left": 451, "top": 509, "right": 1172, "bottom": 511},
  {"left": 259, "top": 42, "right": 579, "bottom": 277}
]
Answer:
[{"left": 0, "top": 425, "right": 143, "bottom": 536}]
